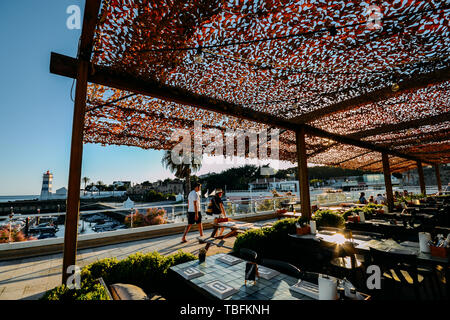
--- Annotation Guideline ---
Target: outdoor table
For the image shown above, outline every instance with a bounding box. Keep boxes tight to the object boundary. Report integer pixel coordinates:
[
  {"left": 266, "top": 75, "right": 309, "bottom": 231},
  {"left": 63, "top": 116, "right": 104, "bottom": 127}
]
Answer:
[
  {"left": 345, "top": 219, "right": 421, "bottom": 240},
  {"left": 200, "top": 220, "right": 272, "bottom": 251},
  {"left": 170, "top": 253, "right": 305, "bottom": 300},
  {"left": 290, "top": 231, "right": 450, "bottom": 295},
  {"left": 277, "top": 211, "right": 302, "bottom": 220},
  {"left": 170, "top": 253, "right": 369, "bottom": 300},
  {"left": 281, "top": 201, "right": 299, "bottom": 212},
  {"left": 319, "top": 206, "right": 347, "bottom": 212}
]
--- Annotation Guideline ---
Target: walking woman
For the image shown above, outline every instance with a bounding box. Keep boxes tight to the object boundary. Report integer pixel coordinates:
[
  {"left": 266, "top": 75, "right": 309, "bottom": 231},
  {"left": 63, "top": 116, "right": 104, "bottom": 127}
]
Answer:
[{"left": 210, "top": 189, "right": 227, "bottom": 236}]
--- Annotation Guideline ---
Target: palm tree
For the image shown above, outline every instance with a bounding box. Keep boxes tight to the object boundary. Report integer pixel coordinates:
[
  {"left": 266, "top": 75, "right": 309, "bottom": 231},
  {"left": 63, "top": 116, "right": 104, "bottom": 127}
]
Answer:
[
  {"left": 96, "top": 181, "right": 105, "bottom": 196},
  {"left": 82, "top": 177, "right": 90, "bottom": 195},
  {"left": 161, "top": 150, "right": 202, "bottom": 198}
]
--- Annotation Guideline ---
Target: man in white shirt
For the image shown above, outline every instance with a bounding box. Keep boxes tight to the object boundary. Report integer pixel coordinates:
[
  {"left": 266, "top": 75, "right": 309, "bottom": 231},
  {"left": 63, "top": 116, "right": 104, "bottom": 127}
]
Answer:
[
  {"left": 375, "top": 194, "right": 385, "bottom": 204},
  {"left": 181, "top": 183, "right": 204, "bottom": 243}
]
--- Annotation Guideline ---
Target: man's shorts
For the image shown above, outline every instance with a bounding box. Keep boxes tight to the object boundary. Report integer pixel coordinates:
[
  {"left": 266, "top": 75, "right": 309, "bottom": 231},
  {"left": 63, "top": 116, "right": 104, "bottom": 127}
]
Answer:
[{"left": 187, "top": 212, "right": 202, "bottom": 224}]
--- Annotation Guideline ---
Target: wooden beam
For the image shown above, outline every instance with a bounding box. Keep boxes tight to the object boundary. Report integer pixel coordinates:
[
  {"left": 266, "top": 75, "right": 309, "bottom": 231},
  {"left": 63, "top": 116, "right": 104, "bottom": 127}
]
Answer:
[
  {"left": 334, "top": 150, "right": 373, "bottom": 166},
  {"left": 379, "top": 131, "right": 450, "bottom": 147},
  {"left": 62, "top": 0, "right": 101, "bottom": 286},
  {"left": 349, "top": 112, "right": 450, "bottom": 139},
  {"left": 291, "top": 66, "right": 450, "bottom": 124},
  {"left": 50, "top": 52, "right": 433, "bottom": 165},
  {"left": 296, "top": 126, "right": 311, "bottom": 219},
  {"left": 357, "top": 159, "right": 383, "bottom": 170},
  {"left": 382, "top": 153, "right": 394, "bottom": 213},
  {"left": 391, "top": 165, "right": 414, "bottom": 173},
  {"left": 416, "top": 161, "right": 426, "bottom": 195},
  {"left": 435, "top": 164, "right": 442, "bottom": 193}
]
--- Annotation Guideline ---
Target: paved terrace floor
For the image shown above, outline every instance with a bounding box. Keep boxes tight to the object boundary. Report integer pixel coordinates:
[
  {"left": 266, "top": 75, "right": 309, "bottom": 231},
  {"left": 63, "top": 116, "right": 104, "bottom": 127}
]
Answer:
[{"left": 0, "top": 231, "right": 238, "bottom": 300}]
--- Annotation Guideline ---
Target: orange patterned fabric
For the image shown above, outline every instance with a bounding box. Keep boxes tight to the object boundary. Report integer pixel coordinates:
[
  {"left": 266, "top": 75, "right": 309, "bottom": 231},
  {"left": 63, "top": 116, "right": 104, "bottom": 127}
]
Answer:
[{"left": 82, "top": 0, "right": 450, "bottom": 171}]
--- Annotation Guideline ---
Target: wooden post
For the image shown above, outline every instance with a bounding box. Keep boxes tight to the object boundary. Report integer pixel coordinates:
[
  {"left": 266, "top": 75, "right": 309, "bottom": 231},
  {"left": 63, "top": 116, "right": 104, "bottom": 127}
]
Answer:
[
  {"left": 296, "top": 126, "right": 311, "bottom": 219},
  {"left": 60, "top": 0, "right": 101, "bottom": 285},
  {"left": 382, "top": 153, "right": 394, "bottom": 213},
  {"left": 417, "top": 161, "right": 426, "bottom": 195},
  {"left": 435, "top": 164, "right": 442, "bottom": 193},
  {"left": 62, "top": 60, "right": 89, "bottom": 285}
]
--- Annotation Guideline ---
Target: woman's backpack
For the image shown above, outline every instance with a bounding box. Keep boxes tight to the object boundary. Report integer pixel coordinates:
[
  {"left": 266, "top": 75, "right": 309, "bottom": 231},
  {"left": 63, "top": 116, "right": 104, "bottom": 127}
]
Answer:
[{"left": 206, "top": 198, "right": 214, "bottom": 215}]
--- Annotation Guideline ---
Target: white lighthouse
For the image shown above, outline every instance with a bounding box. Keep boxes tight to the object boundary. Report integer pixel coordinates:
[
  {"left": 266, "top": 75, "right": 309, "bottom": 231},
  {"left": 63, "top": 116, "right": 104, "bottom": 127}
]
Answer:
[{"left": 40, "top": 170, "right": 53, "bottom": 200}]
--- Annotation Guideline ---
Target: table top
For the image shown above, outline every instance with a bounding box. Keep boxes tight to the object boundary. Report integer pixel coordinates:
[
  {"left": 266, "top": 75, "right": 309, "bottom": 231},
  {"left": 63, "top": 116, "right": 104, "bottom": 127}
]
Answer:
[
  {"left": 170, "top": 253, "right": 311, "bottom": 300},
  {"left": 279, "top": 211, "right": 302, "bottom": 217},
  {"left": 215, "top": 220, "right": 272, "bottom": 231},
  {"left": 290, "top": 232, "right": 448, "bottom": 264},
  {"left": 346, "top": 219, "right": 421, "bottom": 228}
]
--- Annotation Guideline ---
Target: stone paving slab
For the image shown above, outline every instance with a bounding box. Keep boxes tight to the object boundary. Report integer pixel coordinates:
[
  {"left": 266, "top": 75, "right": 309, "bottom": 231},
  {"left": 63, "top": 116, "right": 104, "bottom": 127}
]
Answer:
[{"left": 0, "top": 230, "right": 237, "bottom": 300}]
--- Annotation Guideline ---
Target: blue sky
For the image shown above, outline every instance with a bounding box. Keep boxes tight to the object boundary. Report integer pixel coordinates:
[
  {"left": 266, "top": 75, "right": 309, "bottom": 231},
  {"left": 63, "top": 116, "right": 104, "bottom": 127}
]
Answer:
[{"left": 0, "top": 1, "right": 294, "bottom": 195}]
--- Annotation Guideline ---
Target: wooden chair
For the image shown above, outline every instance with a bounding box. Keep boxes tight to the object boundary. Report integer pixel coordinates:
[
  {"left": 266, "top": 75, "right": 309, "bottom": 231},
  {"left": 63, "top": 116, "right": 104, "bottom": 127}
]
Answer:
[
  {"left": 369, "top": 247, "right": 427, "bottom": 300},
  {"left": 239, "top": 248, "right": 258, "bottom": 263},
  {"left": 260, "top": 258, "right": 303, "bottom": 279},
  {"left": 320, "top": 239, "right": 365, "bottom": 287}
]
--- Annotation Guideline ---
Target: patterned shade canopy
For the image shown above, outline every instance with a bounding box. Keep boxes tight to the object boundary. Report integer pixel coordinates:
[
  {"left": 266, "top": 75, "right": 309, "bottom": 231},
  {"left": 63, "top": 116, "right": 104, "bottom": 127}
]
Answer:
[{"left": 81, "top": 0, "right": 450, "bottom": 172}]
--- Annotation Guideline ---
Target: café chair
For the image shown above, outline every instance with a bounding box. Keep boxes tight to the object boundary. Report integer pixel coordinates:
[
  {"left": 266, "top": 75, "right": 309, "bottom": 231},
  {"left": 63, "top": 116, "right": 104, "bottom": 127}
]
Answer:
[
  {"left": 239, "top": 248, "right": 258, "bottom": 263},
  {"left": 299, "top": 271, "right": 320, "bottom": 285},
  {"left": 320, "top": 239, "right": 364, "bottom": 287},
  {"left": 259, "top": 258, "right": 303, "bottom": 279},
  {"left": 369, "top": 247, "right": 429, "bottom": 300}
]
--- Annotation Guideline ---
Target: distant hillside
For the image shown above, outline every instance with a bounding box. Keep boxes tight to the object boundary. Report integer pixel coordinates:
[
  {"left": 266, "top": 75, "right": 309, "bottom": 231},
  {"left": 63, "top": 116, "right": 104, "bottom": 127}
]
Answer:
[{"left": 196, "top": 164, "right": 376, "bottom": 191}]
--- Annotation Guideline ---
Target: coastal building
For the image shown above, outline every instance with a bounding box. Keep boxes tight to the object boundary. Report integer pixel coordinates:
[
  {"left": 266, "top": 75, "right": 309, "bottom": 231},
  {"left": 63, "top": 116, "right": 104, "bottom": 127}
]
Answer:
[
  {"left": 155, "top": 179, "right": 184, "bottom": 194},
  {"left": 113, "top": 181, "right": 131, "bottom": 188},
  {"left": 55, "top": 187, "right": 67, "bottom": 197},
  {"left": 39, "top": 171, "right": 53, "bottom": 200}
]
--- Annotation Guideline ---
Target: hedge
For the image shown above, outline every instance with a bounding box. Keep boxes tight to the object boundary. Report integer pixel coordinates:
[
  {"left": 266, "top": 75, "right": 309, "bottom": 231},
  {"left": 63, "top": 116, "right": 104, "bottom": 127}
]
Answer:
[
  {"left": 41, "top": 250, "right": 197, "bottom": 300},
  {"left": 233, "top": 218, "right": 298, "bottom": 260},
  {"left": 233, "top": 210, "right": 348, "bottom": 260}
]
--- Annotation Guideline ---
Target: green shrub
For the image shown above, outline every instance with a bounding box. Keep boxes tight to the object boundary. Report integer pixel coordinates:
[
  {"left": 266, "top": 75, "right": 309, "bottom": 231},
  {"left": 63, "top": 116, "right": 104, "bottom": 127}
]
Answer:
[
  {"left": 41, "top": 281, "right": 110, "bottom": 301},
  {"left": 233, "top": 228, "right": 267, "bottom": 254},
  {"left": 312, "top": 210, "right": 344, "bottom": 228},
  {"left": 233, "top": 218, "right": 298, "bottom": 258},
  {"left": 342, "top": 208, "right": 360, "bottom": 220},
  {"left": 41, "top": 250, "right": 196, "bottom": 301}
]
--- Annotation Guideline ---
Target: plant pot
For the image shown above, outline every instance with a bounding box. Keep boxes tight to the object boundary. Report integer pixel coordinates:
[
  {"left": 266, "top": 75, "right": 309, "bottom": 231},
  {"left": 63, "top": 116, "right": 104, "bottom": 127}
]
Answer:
[
  {"left": 347, "top": 216, "right": 360, "bottom": 223},
  {"left": 276, "top": 209, "right": 288, "bottom": 214},
  {"left": 430, "top": 246, "right": 449, "bottom": 258},
  {"left": 296, "top": 226, "right": 311, "bottom": 235}
]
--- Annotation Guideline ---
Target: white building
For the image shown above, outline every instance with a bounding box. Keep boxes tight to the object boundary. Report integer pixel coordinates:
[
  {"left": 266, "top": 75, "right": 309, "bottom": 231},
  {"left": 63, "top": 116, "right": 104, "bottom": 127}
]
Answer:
[
  {"left": 55, "top": 187, "right": 67, "bottom": 196},
  {"left": 40, "top": 170, "right": 53, "bottom": 200}
]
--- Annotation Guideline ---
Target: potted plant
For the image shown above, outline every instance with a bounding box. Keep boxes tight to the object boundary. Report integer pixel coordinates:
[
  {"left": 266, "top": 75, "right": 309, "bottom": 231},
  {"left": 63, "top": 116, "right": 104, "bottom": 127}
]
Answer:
[
  {"left": 296, "top": 217, "right": 311, "bottom": 235},
  {"left": 198, "top": 248, "right": 206, "bottom": 263}
]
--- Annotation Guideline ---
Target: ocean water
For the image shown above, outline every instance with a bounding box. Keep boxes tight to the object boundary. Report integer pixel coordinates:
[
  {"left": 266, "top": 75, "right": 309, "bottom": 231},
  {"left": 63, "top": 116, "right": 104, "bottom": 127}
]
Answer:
[{"left": 0, "top": 195, "right": 40, "bottom": 203}]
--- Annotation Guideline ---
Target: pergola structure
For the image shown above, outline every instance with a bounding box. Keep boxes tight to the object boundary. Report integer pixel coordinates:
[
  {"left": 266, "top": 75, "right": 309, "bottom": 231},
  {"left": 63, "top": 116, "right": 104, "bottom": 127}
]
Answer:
[{"left": 50, "top": 0, "right": 450, "bottom": 284}]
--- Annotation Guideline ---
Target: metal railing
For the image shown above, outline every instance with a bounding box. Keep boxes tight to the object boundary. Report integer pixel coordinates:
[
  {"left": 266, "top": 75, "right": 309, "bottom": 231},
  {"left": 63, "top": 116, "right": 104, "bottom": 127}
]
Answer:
[
  {"left": 1, "top": 185, "right": 441, "bottom": 244},
  {"left": 0, "top": 196, "right": 296, "bottom": 244}
]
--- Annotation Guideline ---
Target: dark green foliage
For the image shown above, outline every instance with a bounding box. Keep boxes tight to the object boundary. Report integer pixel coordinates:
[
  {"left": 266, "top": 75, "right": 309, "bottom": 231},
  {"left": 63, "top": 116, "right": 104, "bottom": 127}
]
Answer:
[
  {"left": 41, "top": 250, "right": 197, "bottom": 300},
  {"left": 233, "top": 218, "right": 298, "bottom": 259},
  {"left": 41, "top": 281, "right": 110, "bottom": 301},
  {"left": 233, "top": 228, "right": 267, "bottom": 254},
  {"left": 199, "top": 165, "right": 260, "bottom": 191},
  {"left": 144, "top": 189, "right": 173, "bottom": 202},
  {"left": 343, "top": 208, "right": 361, "bottom": 220},
  {"left": 312, "top": 210, "right": 345, "bottom": 228},
  {"left": 198, "top": 164, "right": 375, "bottom": 191}
]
